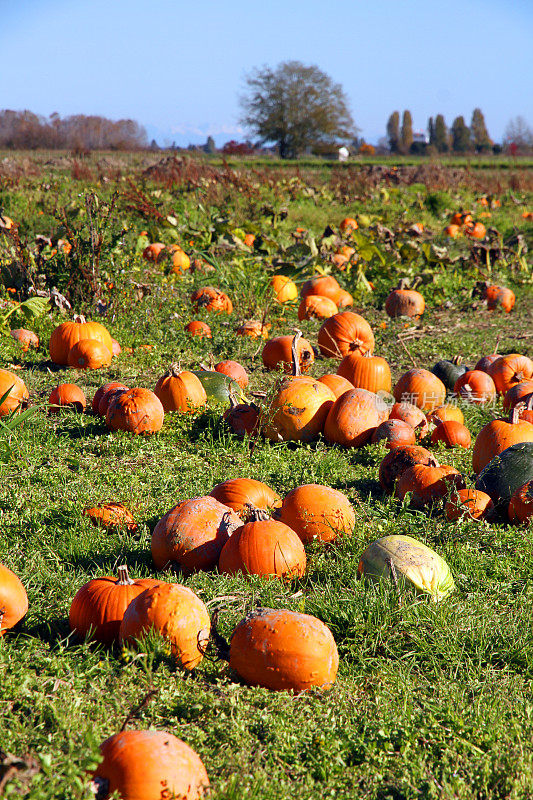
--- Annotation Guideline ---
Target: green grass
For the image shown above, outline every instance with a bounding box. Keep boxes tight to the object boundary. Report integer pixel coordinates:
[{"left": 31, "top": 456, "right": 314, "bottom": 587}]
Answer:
[{"left": 0, "top": 160, "right": 532, "bottom": 799}]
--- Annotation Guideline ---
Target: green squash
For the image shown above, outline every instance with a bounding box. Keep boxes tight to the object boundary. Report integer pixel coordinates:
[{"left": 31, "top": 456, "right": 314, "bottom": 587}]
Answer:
[
  {"left": 431, "top": 358, "right": 468, "bottom": 391},
  {"left": 193, "top": 370, "right": 246, "bottom": 404},
  {"left": 475, "top": 441, "right": 533, "bottom": 511},
  {"left": 358, "top": 534, "right": 455, "bottom": 602}
]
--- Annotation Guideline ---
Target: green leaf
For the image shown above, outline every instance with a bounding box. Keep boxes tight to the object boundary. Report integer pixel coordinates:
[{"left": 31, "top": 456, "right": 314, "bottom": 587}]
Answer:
[{"left": 18, "top": 296, "right": 50, "bottom": 320}]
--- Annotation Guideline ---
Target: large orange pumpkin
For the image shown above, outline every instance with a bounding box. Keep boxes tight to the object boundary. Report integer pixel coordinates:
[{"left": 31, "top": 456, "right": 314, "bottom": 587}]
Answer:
[
  {"left": 337, "top": 351, "right": 391, "bottom": 394},
  {"left": 275, "top": 484, "right": 355, "bottom": 543},
  {"left": 324, "top": 388, "right": 383, "bottom": 447},
  {"left": 472, "top": 407, "right": 533, "bottom": 473},
  {"left": 0, "top": 369, "right": 29, "bottom": 417},
  {"left": 0, "top": 563, "right": 28, "bottom": 635},
  {"left": 209, "top": 479, "right": 281, "bottom": 515},
  {"left": 298, "top": 295, "right": 338, "bottom": 321},
  {"left": 262, "top": 334, "right": 314, "bottom": 373},
  {"left": 488, "top": 354, "right": 533, "bottom": 396},
  {"left": 301, "top": 275, "right": 343, "bottom": 304},
  {"left": 393, "top": 369, "right": 446, "bottom": 412},
  {"left": 154, "top": 366, "right": 207, "bottom": 413},
  {"left": 264, "top": 375, "right": 335, "bottom": 443},
  {"left": 106, "top": 388, "right": 164, "bottom": 435},
  {"left": 317, "top": 311, "right": 375, "bottom": 359},
  {"left": 49, "top": 316, "right": 113, "bottom": 366}
]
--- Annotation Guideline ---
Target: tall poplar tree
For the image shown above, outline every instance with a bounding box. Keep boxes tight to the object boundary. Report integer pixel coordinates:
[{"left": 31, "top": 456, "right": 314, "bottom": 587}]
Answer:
[
  {"left": 451, "top": 116, "right": 472, "bottom": 152},
  {"left": 434, "top": 115, "right": 449, "bottom": 152},
  {"left": 386, "top": 111, "right": 400, "bottom": 153},
  {"left": 401, "top": 110, "right": 413, "bottom": 153},
  {"left": 470, "top": 109, "right": 492, "bottom": 152}
]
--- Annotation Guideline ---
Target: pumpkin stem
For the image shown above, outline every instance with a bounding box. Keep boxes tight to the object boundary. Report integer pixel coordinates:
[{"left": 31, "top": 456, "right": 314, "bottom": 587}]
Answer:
[
  {"left": 291, "top": 329, "right": 302, "bottom": 377},
  {"left": 116, "top": 565, "right": 134, "bottom": 585},
  {"left": 166, "top": 362, "right": 182, "bottom": 378},
  {"left": 73, "top": 315, "right": 86, "bottom": 324},
  {"left": 198, "top": 609, "right": 230, "bottom": 662},
  {"left": 510, "top": 405, "right": 524, "bottom": 425},
  {"left": 244, "top": 503, "right": 270, "bottom": 522},
  {"left": 227, "top": 389, "right": 239, "bottom": 409},
  {"left": 396, "top": 278, "right": 409, "bottom": 290},
  {"left": 451, "top": 355, "right": 463, "bottom": 365}
]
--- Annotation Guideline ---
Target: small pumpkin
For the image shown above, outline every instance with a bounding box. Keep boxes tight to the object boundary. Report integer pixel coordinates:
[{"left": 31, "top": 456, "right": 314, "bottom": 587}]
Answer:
[
  {"left": 339, "top": 217, "right": 358, "bottom": 233},
  {"left": 508, "top": 480, "right": 533, "bottom": 525},
  {"left": 317, "top": 373, "right": 354, "bottom": 400},
  {"left": 154, "top": 365, "right": 207, "bottom": 413},
  {"left": 488, "top": 354, "right": 533, "bottom": 396},
  {"left": 430, "top": 420, "right": 471, "bottom": 449},
  {"left": 67, "top": 339, "right": 112, "bottom": 370},
  {"left": 49, "top": 315, "right": 113, "bottom": 366},
  {"left": 465, "top": 221, "right": 486, "bottom": 239},
  {"left": 427, "top": 405, "right": 464, "bottom": 426},
  {"left": 336, "top": 289, "right": 354, "bottom": 308},
  {"left": 393, "top": 369, "right": 446, "bottom": 412},
  {"left": 0, "top": 368, "right": 29, "bottom": 417},
  {"left": 164, "top": 245, "right": 191, "bottom": 275},
  {"left": 235, "top": 320, "right": 271, "bottom": 339},
  {"left": 223, "top": 396, "right": 260, "bottom": 438},
  {"left": 396, "top": 464, "right": 464, "bottom": 508},
  {"left": 142, "top": 242, "right": 165, "bottom": 261},
  {"left": 262, "top": 334, "right": 314, "bottom": 373},
  {"left": 83, "top": 502, "right": 137, "bottom": 532},
  {"left": 317, "top": 311, "right": 375, "bottom": 359},
  {"left": 388, "top": 402, "right": 428, "bottom": 437},
  {"left": 503, "top": 381, "right": 533, "bottom": 411},
  {"left": 0, "top": 563, "right": 28, "bottom": 635},
  {"left": 10, "top": 328, "right": 39, "bottom": 350},
  {"left": 301, "top": 276, "right": 343, "bottom": 305},
  {"left": 298, "top": 295, "right": 338, "bottom": 321},
  {"left": 106, "top": 388, "right": 164, "bottom": 435},
  {"left": 444, "top": 489, "right": 494, "bottom": 522},
  {"left": 378, "top": 445, "right": 439, "bottom": 494},
  {"left": 48, "top": 383, "right": 86, "bottom": 413},
  {"left": 190, "top": 286, "right": 233, "bottom": 314},
  {"left": 271, "top": 274, "right": 298, "bottom": 303},
  {"left": 209, "top": 479, "right": 281, "bottom": 515},
  {"left": 98, "top": 386, "right": 129, "bottom": 418},
  {"left": 185, "top": 320, "right": 212, "bottom": 338},
  {"left": 92, "top": 382, "right": 129, "bottom": 415},
  {"left": 214, "top": 360, "right": 248, "bottom": 390},
  {"left": 385, "top": 280, "right": 425, "bottom": 319},
  {"left": 475, "top": 353, "right": 500, "bottom": 373},
  {"left": 371, "top": 419, "right": 416, "bottom": 450},
  {"left": 483, "top": 284, "right": 516, "bottom": 313},
  {"left": 275, "top": 484, "right": 355, "bottom": 543},
  {"left": 453, "top": 370, "right": 496, "bottom": 405}
]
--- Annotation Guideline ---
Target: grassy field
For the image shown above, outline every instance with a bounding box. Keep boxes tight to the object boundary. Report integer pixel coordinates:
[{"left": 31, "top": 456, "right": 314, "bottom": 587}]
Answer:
[{"left": 0, "top": 155, "right": 532, "bottom": 799}]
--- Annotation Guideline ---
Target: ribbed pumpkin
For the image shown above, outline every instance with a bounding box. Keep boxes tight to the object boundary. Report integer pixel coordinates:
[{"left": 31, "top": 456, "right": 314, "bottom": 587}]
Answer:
[
  {"left": 384, "top": 281, "right": 425, "bottom": 318},
  {"left": 69, "top": 566, "right": 160, "bottom": 644},
  {"left": 92, "top": 382, "right": 129, "bottom": 415},
  {"left": 317, "top": 373, "right": 354, "bottom": 399},
  {"left": 271, "top": 274, "right": 298, "bottom": 303},
  {"left": 454, "top": 370, "right": 496, "bottom": 405},
  {"left": 298, "top": 295, "right": 338, "bottom": 321},
  {"left": 119, "top": 583, "right": 210, "bottom": 670},
  {"left": 151, "top": 496, "right": 241, "bottom": 573},
  {"left": 262, "top": 334, "right": 314, "bottom": 373},
  {"left": 48, "top": 383, "right": 86, "bottom": 413},
  {"left": 337, "top": 351, "right": 391, "bottom": 394},
  {"left": 324, "top": 388, "right": 383, "bottom": 448},
  {"left": 388, "top": 402, "right": 428, "bottom": 437},
  {"left": 427, "top": 405, "right": 465, "bottom": 426},
  {"left": 99, "top": 386, "right": 129, "bottom": 418},
  {"left": 393, "top": 369, "right": 446, "bottom": 412},
  {"left": 444, "top": 489, "right": 494, "bottom": 522},
  {"left": 317, "top": 311, "right": 375, "bottom": 359},
  {"left": 475, "top": 354, "right": 500, "bottom": 373},
  {"left": 503, "top": 381, "right": 533, "bottom": 411},
  {"left": 396, "top": 464, "right": 464, "bottom": 508},
  {"left": 49, "top": 316, "right": 113, "bottom": 366},
  {"left": 229, "top": 608, "right": 338, "bottom": 692},
  {"left": 472, "top": 407, "right": 533, "bottom": 474},
  {"left": 155, "top": 366, "right": 207, "bottom": 413},
  {"left": 190, "top": 286, "right": 233, "bottom": 314},
  {"left": 214, "top": 360, "right": 248, "bottom": 390},
  {"left": 93, "top": 730, "right": 209, "bottom": 800},
  {"left": 508, "top": 480, "right": 533, "bottom": 524},
  {"left": 378, "top": 445, "right": 439, "bottom": 493},
  {"left": 431, "top": 420, "right": 471, "bottom": 449},
  {"left": 67, "top": 338, "right": 112, "bottom": 370},
  {"left": 488, "top": 354, "right": 533, "bottom": 396},
  {"left": 371, "top": 419, "right": 416, "bottom": 450},
  {"left": 301, "top": 275, "right": 342, "bottom": 304},
  {"left": 337, "top": 289, "right": 354, "bottom": 308},
  {"left": 209, "top": 479, "right": 281, "bottom": 515},
  {"left": 218, "top": 509, "right": 306, "bottom": 579},
  {"left": 83, "top": 502, "right": 137, "bottom": 532},
  {"left": 0, "top": 368, "right": 29, "bottom": 417},
  {"left": 275, "top": 484, "right": 355, "bottom": 543},
  {"left": 185, "top": 320, "right": 212, "bottom": 338},
  {"left": 106, "top": 388, "right": 164, "bottom": 435},
  {"left": 0, "top": 563, "right": 28, "bottom": 635}
]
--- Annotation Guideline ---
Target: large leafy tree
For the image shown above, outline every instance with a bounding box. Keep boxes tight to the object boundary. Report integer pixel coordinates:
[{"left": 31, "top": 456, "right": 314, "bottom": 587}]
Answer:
[
  {"left": 239, "top": 61, "right": 354, "bottom": 158},
  {"left": 470, "top": 108, "right": 492, "bottom": 152}
]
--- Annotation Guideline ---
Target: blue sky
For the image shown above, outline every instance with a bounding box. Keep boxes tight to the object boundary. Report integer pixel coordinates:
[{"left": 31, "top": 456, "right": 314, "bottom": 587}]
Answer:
[{"left": 1, "top": 0, "right": 531, "bottom": 146}]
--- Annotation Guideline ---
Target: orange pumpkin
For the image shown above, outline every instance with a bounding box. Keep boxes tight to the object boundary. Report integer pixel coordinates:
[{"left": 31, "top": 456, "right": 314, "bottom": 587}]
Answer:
[
  {"left": 324, "top": 388, "right": 382, "bottom": 448},
  {"left": 10, "top": 328, "right": 39, "bottom": 350},
  {"left": 48, "top": 383, "right": 86, "bottom": 413},
  {"left": 337, "top": 351, "right": 391, "bottom": 394},
  {"left": 119, "top": 583, "right": 210, "bottom": 670},
  {"left": 336, "top": 289, "right": 354, "bottom": 308},
  {"left": 83, "top": 502, "right": 137, "bottom": 532},
  {"left": 301, "top": 275, "right": 342, "bottom": 304},
  {"left": 393, "top": 369, "right": 446, "bottom": 412},
  {"left": 453, "top": 370, "right": 496, "bottom": 405},
  {"left": 155, "top": 366, "right": 207, "bottom": 413},
  {"left": 265, "top": 375, "right": 334, "bottom": 442},
  {"left": 191, "top": 286, "right": 233, "bottom": 314},
  {"left": 142, "top": 242, "right": 165, "bottom": 261},
  {"left": 262, "top": 334, "right": 314, "bottom": 373},
  {"left": 49, "top": 316, "right": 113, "bottom": 366},
  {"left": 94, "top": 730, "right": 209, "bottom": 800},
  {"left": 223, "top": 398, "right": 260, "bottom": 438},
  {"left": 164, "top": 244, "right": 191, "bottom": 274},
  {"left": 389, "top": 402, "right": 429, "bottom": 437},
  {"left": 384, "top": 281, "right": 425, "bottom": 319},
  {"left": 445, "top": 489, "right": 494, "bottom": 521},
  {"left": 379, "top": 445, "right": 439, "bottom": 494},
  {"left": 339, "top": 217, "right": 358, "bottom": 233},
  {"left": 396, "top": 464, "right": 464, "bottom": 508},
  {"left": 430, "top": 420, "right": 471, "bottom": 449},
  {"left": 214, "top": 360, "right": 248, "bottom": 390},
  {"left": 235, "top": 319, "right": 271, "bottom": 339},
  {"left": 465, "top": 222, "right": 486, "bottom": 239},
  {"left": 185, "top": 320, "right": 212, "bottom": 338},
  {"left": 106, "top": 388, "right": 164, "bottom": 435},
  {"left": 92, "top": 382, "right": 128, "bottom": 415},
  {"left": 218, "top": 510, "right": 306, "bottom": 579},
  {"left": 244, "top": 233, "right": 255, "bottom": 247},
  {"left": 0, "top": 368, "right": 29, "bottom": 417},
  {"left": 99, "top": 386, "right": 129, "bottom": 418},
  {"left": 475, "top": 354, "right": 500, "bottom": 373},
  {"left": 427, "top": 405, "right": 465, "bottom": 426},
  {"left": 445, "top": 224, "right": 461, "bottom": 238},
  {"left": 317, "top": 311, "right": 375, "bottom": 359},
  {"left": 67, "top": 339, "right": 112, "bottom": 370},
  {"left": 508, "top": 480, "right": 533, "bottom": 525},
  {"left": 229, "top": 608, "right": 338, "bottom": 692},
  {"left": 276, "top": 484, "right": 355, "bottom": 543},
  {"left": 488, "top": 354, "right": 533, "bottom": 396},
  {"left": 503, "top": 381, "right": 533, "bottom": 411},
  {"left": 69, "top": 565, "right": 159, "bottom": 644},
  {"left": 472, "top": 407, "right": 533, "bottom": 473},
  {"left": 484, "top": 285, "right": 515, "bottom": 313},
  {"left": 298, "top": 295, "right": 338, "bottom": 321},
  {"left": 317, "top": 373, "right": 354, "bottom": 400},
  {"left": 151, "top": 496, "right": 241, "bottom": 573},
  {"left": 271, "top": 274, "right": 298, "bottom": 303},
  {"left": 0, "top": 563, "right": 28, "bottom": 635},
  {"left": 209, "top": 479, "right": 281, "bottom": 515},
  {"left": 372, "top": 419, "right": 416, "bottom": 450}
]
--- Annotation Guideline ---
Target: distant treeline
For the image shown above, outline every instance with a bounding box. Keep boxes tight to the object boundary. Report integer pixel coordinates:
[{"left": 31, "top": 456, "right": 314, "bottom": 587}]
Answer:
[{"left": 0, "top": 110, "right": 147, "bottom": 151}]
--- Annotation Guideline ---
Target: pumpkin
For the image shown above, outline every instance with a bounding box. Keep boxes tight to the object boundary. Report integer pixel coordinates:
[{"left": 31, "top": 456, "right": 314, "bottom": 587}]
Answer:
[
  {"left": 83, "top": 502, "right": 137, "bottom": 532},
  {"left": 445, "top": 224, "right": 460, "bottom": 238},
  {"left": 372, "top": 419, "right": 416, "bottom": 450},
  {"left": 190, "top": 286, "right": 233, "bottom": 314},
  {"left": 93, "top": 730, "right": 209, "bottom": 800},
  {"left": 164, "top": 245, "right": 190, "bottom": 275},
  {"left": 444, "top": 489, "right": 494, "bottom": 522},
  {"left": 223, "top": 397, "right": 260, "bottom": 438},
  {"left": 453, "top": 370, "right": 496, "bottom": 405},
  {"left": 67, "top": 339, "right": 112, "bottom": 370},
  {"left": 244, "top": 233, "right": 255, "bottom": 247},
  {"left": 393, "top": 369, "right": 446, "bottom": 412},
  {"left": 476, "top": 442, "right": 533, "bottom": 511},
  {"left": 262, "top": 334, "right": 314, "bottom": 373},
  {"left": 384, "top": 281, "right": 425, "bottom": 319},
  {"left": 0, "top": 563, "right": 28, "bottom": 635},
  {"left": 155, "top": 366, "right": 207, "bottom": 413},
  {"left": 465, "top": 221, "right": 486, "bottom": 239},
  {"left": 92, "top": 382, "right": 128, "bottom": 415},
  {"left": 431, "top": 357, "right": 468, "bottom": 391},
  {"left": 431, "top": 420, "right": 471, "bottom": 449},
  {"left": 337, "top": 351, "right": 391, "bottom": 394},
  {"left": 358, "top": 535, "right": 455, "bottom": 601},
  {"left": 98, "top": 386, "right": 129, "bottom": 418},
  {"left": 396, "top": 464, "right": 464, "bottom": 508},
  {"left": 317, "top": 373, "right": 354, "bottom": 400},
  {"left": 324, "top": 388, "right": 383, "bottom": 448},
  {"left": 49, "top": 316, "right": 113, "bottom": 366},
  {"left": 214, "top": 360, "right": 248, "bottom": 390},
  {"left": 519, "top": 396, "right": 533, "bottom": 425},
  {"left": 209, "top": 479, "right": 281, "bottom": 515},
  {"left": 229, "top": 608, "right": 338, "bottom": 692},
  {"left": 111, "top": 338, "right": 121, "bottom": 356},
  {"left": 48, "top": 383, "right": 86, "bottom": 413},
  {"left": 336, "top": 289, "right": 354, "bottom": 308},
  {"left": 331, "top": 253, "right": 348, "bottom": 270},
  {"left": 193, "top": 370, "right": 246, "bottom": 404},
  {"left": 119, "top": 583, "right": 210, "bottom": 670},
  {"left": 503, "top": 381, "right": 533, "bottom": 411},
  {"left": 317, "top": 311, "right": 375, "bottom": 359},
  {"left": 475, "top": 354, "right": 500, "bottom": 373},
  {"left": 451, "top": 212, "right": 472, "bottom": 227},
  {"left": 106, "top": 388, "right": 164, "bottom": 435},
  {"left": 0, "top": 369, "right": 28, "bottom": 417},
  {"left": 484, "top": 285, "right": 516, "bottom": 313},
  {"left": 298, "top": 295, "right": 338, "bottom": 321},
  {"left": 427, "top": 405, "right": 464, "bottom": 426},
  {"left": 142, "top": 242, "right": 165, "bottom": 261},
  {"left": 389, "top": 402, "right": 428, "bottom": 437},
  {"left": 271, "top": 274, "right": 298, "bottom": 303},
  {"left": 69, "top": 565, "right": 159, "bottom": 644},
  {"left": 152, "top": 496, "right": 241, "bottom": 573},
  {"left": 339, "top": 216, "right": 358, "bottom": 233},
  {"left": 185, "top": 320, "right": 212, "bottom": 338},
  {"left": 301, "top": 275, "right": 342, "bottom": 304},
  {"left": 235, "top": 319, "right": 271, "bottom": 339},
  {"left": 218, "top": 508, "right": 306, "bottom": 580},
  {"left": 10, "top": 328, "right": 39, "bottom": 350},
  {"left": 275, "top": 484, "right": 355, "bottom": 543},
  {"left": 472, "top": 407, "right": 533, "bottom": 474},
  {"left": 379, "top": 445, "right": 439, "bottom": 494},
  {"left": 508, "top": 480, "right": 533, "bottom": 524},
  {"left": 488, "top": 354, "right": 533, "bottom": 396}
]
